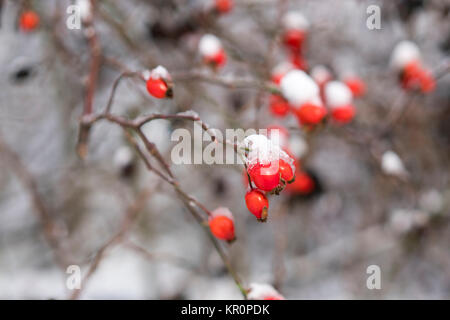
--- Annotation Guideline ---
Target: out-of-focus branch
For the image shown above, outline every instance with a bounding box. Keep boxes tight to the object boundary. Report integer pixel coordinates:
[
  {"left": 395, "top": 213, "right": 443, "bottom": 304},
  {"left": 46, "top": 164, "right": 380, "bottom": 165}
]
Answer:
[
  {"left": 172, "top": 70, "right": 281, "bottom": 94},
  {"left": 77, "top": 0, "right": 102, "bottom": 159},
  {"left": 0, "top": 135, "right": 70, "bottom": 270},
  {"left": 123, "top": 240, "right": 202, "bottom": 273},
  {"left": 70, "top": 186, "right": 154, "bottom": 300}
]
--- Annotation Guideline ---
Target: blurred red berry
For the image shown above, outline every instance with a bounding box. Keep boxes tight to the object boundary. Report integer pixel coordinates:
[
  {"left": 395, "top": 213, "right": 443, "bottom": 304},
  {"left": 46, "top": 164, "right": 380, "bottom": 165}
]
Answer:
[
  {"left": 269, "top": 95, "right": 290, "bottom": 117},
  {"left": 283, "top": 29, "right": 306, "bottom": 52},
  {"left": 294, "top": 103, "right": 327, "bottom": 126},
  {"left": 279, "top": 159, "right": 294, "bottom": 182},
  {"left": 287, "top": 171, "right": 315, "bottom": 194},
  {"left": 146, "top": 78, "right": 169, "bottom": 99},
  {"left": 344, "top": 77, "right": 366, "bottom": 97},
  {"left": 209, "top": 215, "right": 235, "bottom": 241},
  {"left": 331, "top": 104, "right": 355, "bottom": 124},
  {"left": 204, "top": 49, "right": 227, "bottom": 68},
  {"left": 289, "top": 53, "right": 307, "bottom": 70},
  {"left": 418, "top": 69, "right": 435, "bottom": 93},
  {"left": 20, "top": 10, "right": 40, "bottom": 32},
  {"left": 245, "top": 190, "right": 269, "bottom": 220},
  {"left": 215, "top": 0, "right": 233, "bottom": 13}
]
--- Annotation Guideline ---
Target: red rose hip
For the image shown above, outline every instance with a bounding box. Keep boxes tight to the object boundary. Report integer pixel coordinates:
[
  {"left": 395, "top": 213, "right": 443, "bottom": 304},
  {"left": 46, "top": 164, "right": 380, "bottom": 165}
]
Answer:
[{"left": 245, "top": 190, "right": 269, "bottom": 220}]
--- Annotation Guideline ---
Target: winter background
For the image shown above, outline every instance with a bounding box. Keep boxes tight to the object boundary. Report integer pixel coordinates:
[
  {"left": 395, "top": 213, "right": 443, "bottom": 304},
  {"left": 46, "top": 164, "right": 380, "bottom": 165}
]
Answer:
[{"left": 0, "top": 0, "right": 449, "bottom": 299}]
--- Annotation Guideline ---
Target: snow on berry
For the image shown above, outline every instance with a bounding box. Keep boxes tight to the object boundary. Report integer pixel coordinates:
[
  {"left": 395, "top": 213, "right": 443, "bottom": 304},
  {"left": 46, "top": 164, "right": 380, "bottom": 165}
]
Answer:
[
  {"left": 280, "top": 70, "right": 319, "bottom": 107},
  {"left": 390, "top": 41, "right": 421, "bottom": 71},
  {"left": 247, "top": 283, "right": 285, "bottom": 300},
  {"left": 325, "top": 81, "right": 353, "bottom": 107},
  {"left": 282, "top": 11, "right": 309, "bottom": 53},
  {"left": 245, "top": 190, "right": 269, "bottom": 220},
  {"left": 76, "top": 0, "right": 93, "bottom": 22},
  {"left": 199, "top": 34, "right": 227, "bottom": 68},
  {"left": 381, "top": 150, "right": 407, "bottom": 178},
  {"left": 324, "top": 81, "right": 355, "bottom": 123},
  {"left": 241, "top": 134, "right": 295, "bottom": 192},
  {"left": 390, "top": 41, "right": 435, "bottom": 93},
  {"left": 209, "top": 207, "right": 235, "bottom": 241},
  {"left": 282, "top": 11, "right": 310, "bottom": 32},
  {"left": 146, "top": 65, "right": 172, "bottom": 99},
  {"left": 113, "top": 146, "right": 134, "bottom": 170}
]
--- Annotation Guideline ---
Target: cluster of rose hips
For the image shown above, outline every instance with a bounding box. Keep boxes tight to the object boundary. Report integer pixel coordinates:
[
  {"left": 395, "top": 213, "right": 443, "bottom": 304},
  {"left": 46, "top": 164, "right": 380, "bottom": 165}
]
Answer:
[
  {"left": 390, "top": 41, "right": 436, "bottom": 93},
  {"left": 269, "top": 63, "right": 364, "bottom": 127},
  {"left": 264, "top": 11, "right": 367, "bottom": 128}
]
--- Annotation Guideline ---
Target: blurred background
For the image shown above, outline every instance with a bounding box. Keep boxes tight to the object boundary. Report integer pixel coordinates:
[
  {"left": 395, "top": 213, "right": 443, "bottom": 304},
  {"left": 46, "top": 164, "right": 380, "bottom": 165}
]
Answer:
[{"left": 0, "top": 0, "right": 449, "bottom": 299}]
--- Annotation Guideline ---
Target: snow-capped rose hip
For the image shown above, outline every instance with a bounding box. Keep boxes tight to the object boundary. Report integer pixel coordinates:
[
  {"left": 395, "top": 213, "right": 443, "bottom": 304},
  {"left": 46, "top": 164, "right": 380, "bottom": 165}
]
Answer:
[
  {"left": 242, "top": 134, "right": 295, "bottom": 192},
  {"left": 325, "top": 81, "right": 356, "bottom": 124},
  {"left": 209, "top": 207, "right": 235, "bottom": 241},
  {"left": 245, "top": 190, "right": 269, "bottom": 221},
  {"left": 248, "top": 162, "right": 280, "bottom": 191},
  {"left": 145, "top": 66, "right": 172, "bottom": 99},
  {"left": 248, "top": 283, "right": 285, "bottom": 300},
  {"left": 280, "top": 70, "right": 319, "bottom": 105},
  {"left": 19, "top": 10, "right": 40, "bottom": 32},
  {"left": 280, "top": 69, "right": 328, "bottom": 126},
  {"left": 269, "top": 95, "right": 290, "bottom": 117},
  {"left": 390, "top": 40, "right": 435, "bottom": 93},
  {"left": 199, "top": 34, "right": 227, "bottom": 68},
  {"left": 282, "top": 11, "right": 309, "bottom": 53},
  {"left": 214, "top": 0, "right": 234, "bottom": 14}
]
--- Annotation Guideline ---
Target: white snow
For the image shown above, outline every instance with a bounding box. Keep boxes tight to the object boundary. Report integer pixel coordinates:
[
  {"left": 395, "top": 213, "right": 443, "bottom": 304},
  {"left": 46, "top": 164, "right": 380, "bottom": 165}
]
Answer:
[
  {"left": 76, "top": 0, "right": 92, "bottom": 22},
  {"left": 266, "top": 126, "right": 289, "bottom": 148},
  {"left": 311, "top": 65, "right": 332, "bottom": 85},
  {"left": 241, "top": 134, "right": 294, "bottom": 172},
  {"left": 199, "top": 34, "right": 222, "bottom": 57},
  {"left": 248, "top": 283, "right": 284, "bottom": 300},
  {"left": 419, "top": 189, "right": 444, "bottom": 214},
  {"left": 150, "top": 65, "right": 170, "bottom": 80},
  {"left": 211, "top": 207, "right": 234, "bottom": 221},
  {"left": 113, "top": 146, "right": 134, "bottom": 169},
  {"left": 390, "top": 40, "right": 421, "bottom": 70},
  {"left": 325, "top": 81, "right": 353, "bottom": 107},
  {"left": 390, "top": 209, "right": 429, "bottom": 234},
  {"left": 280, "top": 70, "right": 319, "bottom": 107},
  {"left": 381, "top": 151, "right": 406, "bottom": 176},
  {"left": 289, "top": 135, "right": 308, "bottom": 159},
  {"left": 282, "top": 11, "right": 310, "bottom": 31}
]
